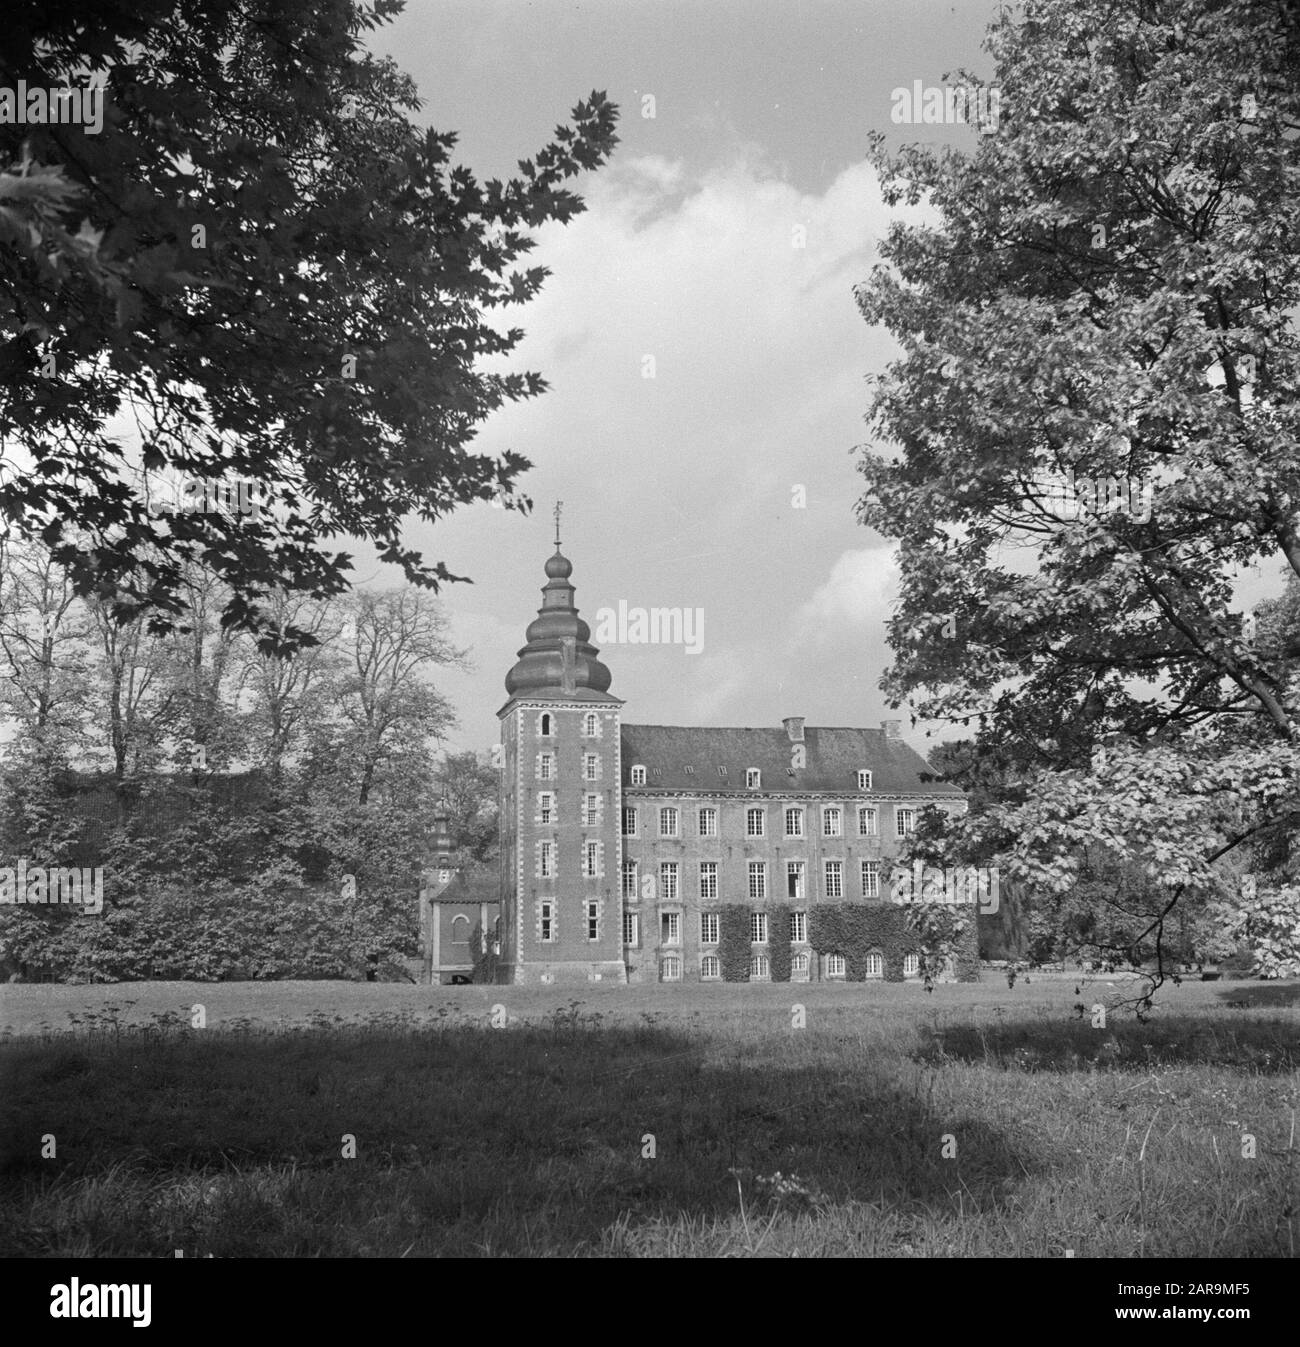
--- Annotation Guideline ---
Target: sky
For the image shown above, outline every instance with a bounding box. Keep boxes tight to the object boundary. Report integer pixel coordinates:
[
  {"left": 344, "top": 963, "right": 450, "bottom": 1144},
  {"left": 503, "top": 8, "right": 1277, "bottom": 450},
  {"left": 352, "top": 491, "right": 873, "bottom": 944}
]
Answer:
[{"left": 355, "top": 0, "right": 1280, "bottom": 761}]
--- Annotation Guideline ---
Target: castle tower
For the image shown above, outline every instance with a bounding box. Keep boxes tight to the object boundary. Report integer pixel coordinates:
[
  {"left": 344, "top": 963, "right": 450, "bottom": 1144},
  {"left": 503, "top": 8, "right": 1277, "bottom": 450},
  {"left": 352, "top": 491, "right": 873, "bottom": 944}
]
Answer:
[{"left": 496, "top": 516, "right": 626, "bottom": 985}]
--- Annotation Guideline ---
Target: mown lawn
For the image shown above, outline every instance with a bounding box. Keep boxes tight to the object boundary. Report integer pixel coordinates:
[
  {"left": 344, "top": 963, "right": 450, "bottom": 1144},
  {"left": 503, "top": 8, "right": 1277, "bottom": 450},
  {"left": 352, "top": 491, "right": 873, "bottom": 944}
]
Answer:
[{"left": 0, "top": 977, "right": 1296, "bottom": 1257}]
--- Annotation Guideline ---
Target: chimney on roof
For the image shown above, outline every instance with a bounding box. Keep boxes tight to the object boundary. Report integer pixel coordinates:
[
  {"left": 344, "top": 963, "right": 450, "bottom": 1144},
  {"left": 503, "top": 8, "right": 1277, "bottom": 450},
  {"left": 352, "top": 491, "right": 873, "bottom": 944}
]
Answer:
[
  {"left": 881, "top": 718, "right": 902, "bottom": 740},
  {"left": 782, "top": 716, "right": 805, "bottom": 742}
]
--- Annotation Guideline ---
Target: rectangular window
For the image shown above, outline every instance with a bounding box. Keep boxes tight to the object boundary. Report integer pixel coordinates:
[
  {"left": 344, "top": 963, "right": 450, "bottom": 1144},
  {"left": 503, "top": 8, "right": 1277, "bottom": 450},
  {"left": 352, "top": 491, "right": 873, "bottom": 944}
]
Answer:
[
  {"left": 747, "top": 861, "right": 766, "bottom": 900},
  {"left": 823, "top": 806, "right": 842, "bottom": 837},
  {"left": 539, "top": 840, "right": 554, "bottom": 879},
  {"left": 746, "top": 807, "right": 765, "bottom": 837},
  {"left": 622, "top": 806, "right": 637, "bottom": 836},
  {"left": 861, "top": 860, "right": 880, "bottom": 898},
  {"left": 790, "top": 910, "right": 807, "bottom": 943},
  {"left": 584, "top": 793, "right": 600, "bottom": 826},
  {"left": 622, "top": 911, "right": 639, "bottom": 947},
  {"left": 540, "top": 900, "right": 554, "bottom": 942},
  {"left": 746, "top": 768, "right": 761, "bottom": 789},
  {"left": 700, "top": 912, "right": 720, "bottom": 944},
  {"left": 896, "top": 808, "right": 915, "bottom": 837},
  {"left": 660, "top": 862, "right": 679, "bottom": 902},
  {"left": 750, "top": 954, "right": 770, "bottom": 979},
  {"left": 661, "top": 956, "right": 681, "bottom": 982},
  {"left": 538, "top": 791, "right": 554, "bottom": 824},
  {"left": 865, "top": 952, "right": 884, "bottom": 978},
  {"left": 750, "top": 911, "right": 768, "bottom": 944},
  {"left": 698, "top": 807, "right": 717, "bottom": 837},
  {"left": 662, "top": 911, "right": 681, "bottom": 945},
  {"left": 858, "top": 770, "right": 872, "bottom": 791},
  {"left": 858, "top": 806, "right": 878, "bottom": 836},
  {"left": 659, "top": 806, "right": 679, "bottom": 838},
  {"left": 785, "top": 807, "right": 804, "bottom": 837},
  {"left": 826, "top": 953, "right": 846, "bottom": 977},
  {"left": 787, "top": 861, "right": 804, "bottom": 900},
  {"left": 700, "top": 954, "right": 720, "bottom": 980},
  {"left": 621, "top": 858, "right": 638, "bottom": 900},
  {"left": 584, "top": 753, "right": 600, "bottom": 782},
  {"left": 792, "top": 952, "right": 810, "bottom": 976},
  {"left": 699, "top": 862, "right": 718, "bottom": 900},
  {"left": 584, "top": 840, "right": 601, "bottom": 878},
  {"left": 587, "top": 900, "right": 599, "bottom": 941},
  {"left": 538, "top": 753, "right": 553, "bottom": 781},
  {"left": 825, "top": 860, "right": 843, "bottom": 899}
]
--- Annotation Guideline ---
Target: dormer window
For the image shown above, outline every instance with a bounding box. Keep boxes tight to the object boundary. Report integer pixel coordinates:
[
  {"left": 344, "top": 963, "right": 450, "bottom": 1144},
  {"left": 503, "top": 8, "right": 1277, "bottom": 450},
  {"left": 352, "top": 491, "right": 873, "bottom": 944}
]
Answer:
[
  {"left": 717, "top": 766, "right": 728, "bottom": 778},
  {"left": 858, "top": 769, "right": 872, "bottom": 791},
  {"left": 746, "top": 768, "right": 761, "bottom": 789},
  {"left": 631, "top": 764, "right": 647, "bottom": 786},
  {"left": 539, "top": 713, "right": 553, "bottom": 736}
]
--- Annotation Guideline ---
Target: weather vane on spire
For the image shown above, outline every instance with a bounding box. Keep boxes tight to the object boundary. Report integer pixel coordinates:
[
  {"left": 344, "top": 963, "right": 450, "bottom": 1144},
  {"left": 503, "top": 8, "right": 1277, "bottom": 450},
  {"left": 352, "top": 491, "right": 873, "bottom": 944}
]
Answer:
[{"left": 554, "top": 499, "right": 563, "bottom": 549}]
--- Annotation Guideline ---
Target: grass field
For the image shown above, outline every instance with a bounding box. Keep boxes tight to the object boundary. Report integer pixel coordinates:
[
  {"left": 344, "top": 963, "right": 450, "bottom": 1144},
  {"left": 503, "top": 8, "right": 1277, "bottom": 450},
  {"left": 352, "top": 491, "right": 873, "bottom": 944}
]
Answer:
[{"left": 1, "top": 976, "right": 1297, "bottom": 1257}]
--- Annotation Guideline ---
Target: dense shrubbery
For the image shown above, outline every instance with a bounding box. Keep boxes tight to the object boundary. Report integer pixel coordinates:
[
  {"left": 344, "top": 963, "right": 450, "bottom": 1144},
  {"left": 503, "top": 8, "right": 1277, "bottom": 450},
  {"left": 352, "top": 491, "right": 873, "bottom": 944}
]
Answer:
[{"left": 718, "top": 905, "right": 750, "bottom": 982}]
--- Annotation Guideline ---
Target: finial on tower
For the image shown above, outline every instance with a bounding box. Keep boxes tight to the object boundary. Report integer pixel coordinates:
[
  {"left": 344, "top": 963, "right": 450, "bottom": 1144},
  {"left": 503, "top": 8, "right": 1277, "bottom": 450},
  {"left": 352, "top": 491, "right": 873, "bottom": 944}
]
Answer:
[{"left": 553, "top": 499, "right": 563, "bottom": 549}]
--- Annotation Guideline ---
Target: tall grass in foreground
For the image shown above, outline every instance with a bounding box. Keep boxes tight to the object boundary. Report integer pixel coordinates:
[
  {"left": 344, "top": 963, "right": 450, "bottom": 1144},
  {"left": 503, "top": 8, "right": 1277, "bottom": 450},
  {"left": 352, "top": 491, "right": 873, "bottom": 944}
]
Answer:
[{"left": 1, "top": 993, "right": 1296, "bottom": 1257}]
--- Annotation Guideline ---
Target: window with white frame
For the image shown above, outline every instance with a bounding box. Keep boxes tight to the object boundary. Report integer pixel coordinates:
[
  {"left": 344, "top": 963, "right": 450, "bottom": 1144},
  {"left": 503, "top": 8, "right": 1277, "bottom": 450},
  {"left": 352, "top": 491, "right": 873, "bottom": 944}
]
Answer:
[
  {"left": 861, "top": 860, "right": 881, "bottom": 898},
  {"left": 825, "top": 860, "right": 843, "bottom": 899},
  {"left": 538, "top": 791, "right": 554, "bottom": 824},
  {"left": 700, "top": 912, "right": 720, "bottom": 944},
  {"left": 583, "top": 712, "right": 598, "bottom": 737},
  {"left": 787, "top": 860, "right": 805, "bottom": 900},
  {"left": 539, "top": 900, "right": 554, "bottom": 941},
  {"left": 659, "top": 806, "right": 679, "bottom": 837},
  {"left": 791, "top": 952, "right": 809, "bottom": 976},
  {"left": 746, "top": 768, "right": 761, "bottom": 789},
  {"left": 750, "top": 954, "right": 770, "bottom": 979},
  {"left": 858, "top": 769, "right": 872, "bottom": 791},
  {"left": 699, "top": 862, "right": 718, "bottom": 900},
  {"left": 622, "top": 911, "right": 639, "bottom": 946},
  {"left": 903, "top": 953, "right": 920, "bottom": 978},
  {"left": 750, "top": 911, "right": 768, "bottom": 943},
  {"left": 537, "top": 752, "right": 554, "bottom": 781},
  {"left": 660, "top": 956, "right": 681, "bottom": 982},
  {"left": 631, "top": 764, "right": 647, "bottom": 785},
  {"left": 865, "top": 951, "right": 885, "bottom": 978},
  {"left": 582, "top": 901, "right": 597, "bottom": 941},
  {"left": 661, "top": 911, "right": 681, "bottom": 945},
  {"left": 823, "top": 805, "right": 842, "bottom": 837},
  {"left": 826, "top": 953, "right": 846, "bottom": 977},
  {"left": 583, "top": 840, "right": 601, "bottom": 878},
  {"left": 539, "top": 840, "right": 554, "bottom": 878},
  {"left": 584, "top": 793, "right": 600, "bottom": 826},
  {"left": 584, "top": 752, "right": 600, "bottom": 782},
  {"left": 896, "top": 807, "right": 915, "bottom": 837},
  {"left": 746, "top": 806, "right": 765, "bottom": 837},
  {"left": 785, "top": 807, "right": 804, "bottom": 837},
  {"left": 700, "top": 954, "right": 720, "bottom": 980},
  {"left": 698, "top": 806, "right": 717, "bottom": 837},
  {"left": 747, "top": 861, "right": 766, "bottom": 900},
  {"left": 660, "top": 862, "right": 679, "bottom": 902},
  {"left": 622, "top": 806, "right": 637, "bottom": 836},
  {"left": 621, "top": 859, "right": 638, "bottom": 899},
  {"left": 858, "top": 806, "right": 878, "bottom": 836},
  {"left": 790, "top": 910, "right": 807, "bottom": 943}
]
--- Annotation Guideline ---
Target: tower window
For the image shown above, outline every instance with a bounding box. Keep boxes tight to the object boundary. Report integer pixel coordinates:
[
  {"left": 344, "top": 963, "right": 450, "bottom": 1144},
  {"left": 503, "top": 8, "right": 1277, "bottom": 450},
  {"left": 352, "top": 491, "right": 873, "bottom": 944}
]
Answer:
[
  {"left": 539, "top": 901, "right": 554, "bottom": 942},
  {"left": 583, "top": 712, "right": 598, "bottom": 737},
  {"left": 587, "top": 900, "right": 599, "bottom": 940},
  {"left": 538, "top": 791, "right": 554, "bottom": 824},
  {"left": 539, "top": 713, "right": 552, "bottom": 736},
  {"left": 584, "top": 840, "right": 602, "bottom": 877},
  {"left": 584, "top": 753, "right": 600, "bottom": 781},
  {"left": 631, "top": 764, "right": 647, "bottom": 785},
  {"left": 584, "top": 793, "right": 600, "bottom": 826},
  {"left": 537, "top": 753, "right": 554, "bottom": 781}
]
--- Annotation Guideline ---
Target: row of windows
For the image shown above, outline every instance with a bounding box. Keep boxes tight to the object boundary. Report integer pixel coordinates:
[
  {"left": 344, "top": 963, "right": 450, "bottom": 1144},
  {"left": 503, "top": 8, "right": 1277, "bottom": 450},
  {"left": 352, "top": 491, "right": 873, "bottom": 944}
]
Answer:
[
  {"left": 625, "top": 908, "right": 907, "bottom": 951},
  {"left": 658, "top": 952, "right": 920, "bottom": 980},
  {"left": 621, "top": 804, "right": 913, "bottom": 838},
  {"left": 538, "top": 898, "right": 601, "bottom": 941},
  {"left": 630, "top": 766, "right": 874, "bottom": 791},
  {"left": 536, "top": 752, "right": 602, "bottom": 781},
  {"left": 534, "top": 792, "right": 604, "bottom": 825},
  {"left": 621, "top": 858, "right": 885, "bottom": 900},
  {"left": 536, "top": 712, "right": 605, "bottom": 738},
  {"left": 537, "top": 840, "right": 606, "bottom": 879}
]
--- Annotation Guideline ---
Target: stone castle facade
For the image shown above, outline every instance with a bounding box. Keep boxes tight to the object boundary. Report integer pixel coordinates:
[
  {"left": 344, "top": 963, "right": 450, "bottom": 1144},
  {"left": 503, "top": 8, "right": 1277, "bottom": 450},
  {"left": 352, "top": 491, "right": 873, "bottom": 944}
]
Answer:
[{"left": 493, "top": 536, "right": 971, "bottom": 987}]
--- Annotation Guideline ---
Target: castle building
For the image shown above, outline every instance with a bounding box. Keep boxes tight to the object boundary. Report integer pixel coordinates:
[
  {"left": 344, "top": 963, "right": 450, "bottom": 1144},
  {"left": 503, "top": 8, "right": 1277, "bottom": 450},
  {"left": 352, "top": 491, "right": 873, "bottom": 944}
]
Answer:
[{"left": 495, "top": 534, "right": 971, "bottom": 987}]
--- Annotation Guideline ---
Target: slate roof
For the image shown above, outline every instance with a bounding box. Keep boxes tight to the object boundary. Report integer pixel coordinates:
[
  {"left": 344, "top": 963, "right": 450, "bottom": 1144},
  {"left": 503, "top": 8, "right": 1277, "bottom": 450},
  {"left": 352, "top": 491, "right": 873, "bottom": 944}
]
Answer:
[
  {"left": 425, "top": 863, "right": 500, "bottom": 905},
  {"left": 620, "top": 725, "right": 961, "bottom": 797}
]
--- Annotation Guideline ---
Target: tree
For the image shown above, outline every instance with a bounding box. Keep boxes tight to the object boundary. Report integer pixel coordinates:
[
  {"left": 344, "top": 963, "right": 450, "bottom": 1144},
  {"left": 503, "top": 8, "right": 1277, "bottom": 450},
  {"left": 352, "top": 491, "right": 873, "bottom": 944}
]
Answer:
[
  {"left": 1, "top": 0, "right": 618, "bottom": 651},
  {"left": 433, "top": 749, "right": 498, "bottom": 863},
  {"left": 856, "top": 0, "right": 1300, "bottom": 984}
]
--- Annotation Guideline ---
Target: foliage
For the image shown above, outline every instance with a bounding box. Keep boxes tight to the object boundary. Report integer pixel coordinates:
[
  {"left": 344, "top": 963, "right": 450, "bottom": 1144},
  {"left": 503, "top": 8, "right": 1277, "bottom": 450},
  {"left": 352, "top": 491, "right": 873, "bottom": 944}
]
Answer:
[
  {"left": 768, "top": 902, "right": 792, "bottom": 982},
  {"left": 0, "top": 0, "right": 618, "bottom": 649},
  {"left": 858, "top": 0, "right": 1300, "bottom": 987},
  {"left": 718, "top": 905, "right": 750, "bottom": 982}
]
